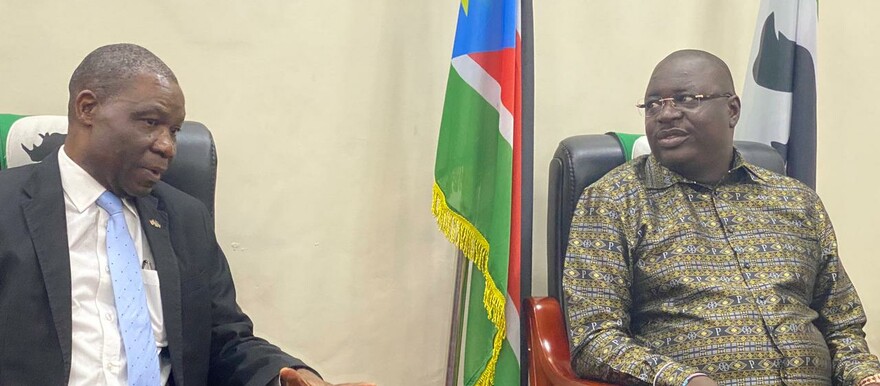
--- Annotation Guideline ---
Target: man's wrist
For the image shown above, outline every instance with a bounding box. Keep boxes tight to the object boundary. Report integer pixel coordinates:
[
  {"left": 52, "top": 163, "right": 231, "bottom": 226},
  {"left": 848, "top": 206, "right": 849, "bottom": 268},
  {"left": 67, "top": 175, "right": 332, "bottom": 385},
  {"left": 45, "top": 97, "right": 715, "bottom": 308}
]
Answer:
[
  {"left": 682, "top": 372, "right": 708, "bottom": 386},
  {"left": 858, "top": 374, "right": 880, "bottom": 386},
  {"left": 276, "top": 367, "right": 325, "bottom": 386},
  {"left": 294, "top": 366, "right": 323, "bottom": 380}
]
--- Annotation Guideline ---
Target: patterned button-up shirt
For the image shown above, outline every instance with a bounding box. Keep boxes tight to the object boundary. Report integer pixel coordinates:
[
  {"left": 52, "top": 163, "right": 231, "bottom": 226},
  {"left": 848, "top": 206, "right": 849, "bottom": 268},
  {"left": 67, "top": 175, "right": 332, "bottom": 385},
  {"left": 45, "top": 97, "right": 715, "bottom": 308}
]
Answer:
[{"left": 563, "top": 151, "right": 880, "bottom": 386}]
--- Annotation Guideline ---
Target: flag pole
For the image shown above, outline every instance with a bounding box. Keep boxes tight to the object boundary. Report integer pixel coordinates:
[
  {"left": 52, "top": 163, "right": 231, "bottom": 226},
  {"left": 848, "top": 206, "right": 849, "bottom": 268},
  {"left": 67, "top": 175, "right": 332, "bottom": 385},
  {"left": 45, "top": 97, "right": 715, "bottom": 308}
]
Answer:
[
  {"left": 519, "top": 0, "right": 535, "bottom": 384},
  {"left": 445, "top": 251, "right": 469, "bottom": 386}
]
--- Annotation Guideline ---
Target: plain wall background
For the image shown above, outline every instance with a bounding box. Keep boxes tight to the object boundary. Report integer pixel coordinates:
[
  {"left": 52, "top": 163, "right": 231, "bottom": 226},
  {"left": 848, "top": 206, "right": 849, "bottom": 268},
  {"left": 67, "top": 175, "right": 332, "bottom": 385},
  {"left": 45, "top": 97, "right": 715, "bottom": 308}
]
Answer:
[{"left": 0, "top": 1, "right": 876, "bottom": 385}]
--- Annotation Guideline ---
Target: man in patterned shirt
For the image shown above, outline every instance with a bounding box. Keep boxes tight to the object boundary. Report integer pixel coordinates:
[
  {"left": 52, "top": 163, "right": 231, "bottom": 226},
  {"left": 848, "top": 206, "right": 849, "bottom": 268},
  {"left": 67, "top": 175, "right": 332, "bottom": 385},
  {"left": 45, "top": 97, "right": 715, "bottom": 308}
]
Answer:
[{"left": 563, "top": 49, "right": 880, "bottom": 386}]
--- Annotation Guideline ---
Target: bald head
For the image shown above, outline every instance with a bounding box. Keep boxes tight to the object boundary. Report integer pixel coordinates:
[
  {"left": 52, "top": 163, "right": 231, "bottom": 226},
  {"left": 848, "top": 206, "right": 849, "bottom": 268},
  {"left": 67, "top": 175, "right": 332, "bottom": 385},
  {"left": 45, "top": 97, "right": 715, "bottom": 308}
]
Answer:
[
  {"left": 652, "top": 49, "right": 736, "bottom": 95},
  {"left": 68, "top": 43, "right": 178, "bottom": 118}
]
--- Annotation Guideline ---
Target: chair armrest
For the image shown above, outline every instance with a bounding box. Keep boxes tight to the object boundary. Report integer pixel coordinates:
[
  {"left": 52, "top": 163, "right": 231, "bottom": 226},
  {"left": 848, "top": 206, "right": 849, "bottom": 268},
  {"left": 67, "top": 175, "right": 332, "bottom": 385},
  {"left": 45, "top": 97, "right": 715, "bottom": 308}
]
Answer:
[{"left": 527, "top": 297, "right": 618, "bottom": 386}]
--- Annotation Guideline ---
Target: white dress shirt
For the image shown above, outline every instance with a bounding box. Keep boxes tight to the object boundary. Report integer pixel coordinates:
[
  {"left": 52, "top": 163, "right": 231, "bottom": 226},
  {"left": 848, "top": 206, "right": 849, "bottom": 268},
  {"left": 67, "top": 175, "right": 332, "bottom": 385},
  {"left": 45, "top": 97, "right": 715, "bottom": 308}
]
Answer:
[{"left": 59, "top": 147, "right": 171, "bottom": 386}]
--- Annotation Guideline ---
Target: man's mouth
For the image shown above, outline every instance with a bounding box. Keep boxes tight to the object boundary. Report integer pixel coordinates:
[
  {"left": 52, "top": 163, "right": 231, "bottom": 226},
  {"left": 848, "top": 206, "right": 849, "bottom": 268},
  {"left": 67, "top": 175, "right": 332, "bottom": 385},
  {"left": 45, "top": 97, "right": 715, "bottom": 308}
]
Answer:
[
  {"left": 143, "top": 166, "right": 166, "bottom": 181},
  {"left": 655, "top": 128, "right": 690, "bottom": 148}
]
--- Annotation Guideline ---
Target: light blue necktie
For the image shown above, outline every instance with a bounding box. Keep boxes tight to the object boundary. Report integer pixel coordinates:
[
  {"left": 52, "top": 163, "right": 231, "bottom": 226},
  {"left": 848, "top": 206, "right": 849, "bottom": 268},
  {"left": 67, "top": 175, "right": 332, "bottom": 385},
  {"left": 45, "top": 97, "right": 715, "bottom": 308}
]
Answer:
[{"left": 96, "top": 191, "right": 161, "bottom": 386}]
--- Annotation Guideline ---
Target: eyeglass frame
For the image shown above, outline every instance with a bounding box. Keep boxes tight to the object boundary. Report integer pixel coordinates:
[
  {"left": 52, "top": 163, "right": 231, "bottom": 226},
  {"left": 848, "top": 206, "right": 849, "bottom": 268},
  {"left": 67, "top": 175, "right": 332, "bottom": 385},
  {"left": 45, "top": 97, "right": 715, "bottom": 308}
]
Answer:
[{"left": 636, "top": 93, "right": 734, "bottom": 117}]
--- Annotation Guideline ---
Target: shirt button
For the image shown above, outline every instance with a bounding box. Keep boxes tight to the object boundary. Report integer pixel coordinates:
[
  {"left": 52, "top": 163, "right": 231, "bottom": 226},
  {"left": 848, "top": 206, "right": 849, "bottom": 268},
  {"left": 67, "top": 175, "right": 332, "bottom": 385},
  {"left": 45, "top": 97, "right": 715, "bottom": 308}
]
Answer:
[
  {"left": 105, "top": 266, "right": 111, "bottom": 273},
  {"left": 107, "top": 361, "right": 120, "bottom": 373},
  {"left": 743, "top": 262, "right": 751, "bottom": 269},
  {"left": 105, "top": 312, "right": 114, "bottom": 321}
]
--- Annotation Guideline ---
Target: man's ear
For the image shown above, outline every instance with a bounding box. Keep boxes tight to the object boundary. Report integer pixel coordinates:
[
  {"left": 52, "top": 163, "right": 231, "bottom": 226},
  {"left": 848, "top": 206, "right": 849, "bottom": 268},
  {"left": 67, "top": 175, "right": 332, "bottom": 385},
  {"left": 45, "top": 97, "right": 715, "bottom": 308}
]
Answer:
[
  {"left": 74, "top": 90, "right": 99, "bottom": 126},
  {"left": 728, "top": 94, "right": 741, "bottom": 128}
]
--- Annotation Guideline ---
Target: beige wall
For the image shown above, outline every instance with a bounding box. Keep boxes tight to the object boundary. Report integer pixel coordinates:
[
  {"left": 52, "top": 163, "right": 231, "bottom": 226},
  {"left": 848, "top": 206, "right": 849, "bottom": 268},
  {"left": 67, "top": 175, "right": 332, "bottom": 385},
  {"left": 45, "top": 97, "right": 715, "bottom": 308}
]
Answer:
[{"left": 0, "top": 1, "right": 876, "bottom": 385}]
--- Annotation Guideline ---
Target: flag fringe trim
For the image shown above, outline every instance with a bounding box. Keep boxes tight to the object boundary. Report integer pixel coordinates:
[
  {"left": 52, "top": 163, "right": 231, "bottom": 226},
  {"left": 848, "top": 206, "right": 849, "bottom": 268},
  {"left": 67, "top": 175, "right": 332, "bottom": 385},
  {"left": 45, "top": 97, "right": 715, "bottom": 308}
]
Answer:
[{"left": 432, "top": 182, "right": 507, "bottom": 386}]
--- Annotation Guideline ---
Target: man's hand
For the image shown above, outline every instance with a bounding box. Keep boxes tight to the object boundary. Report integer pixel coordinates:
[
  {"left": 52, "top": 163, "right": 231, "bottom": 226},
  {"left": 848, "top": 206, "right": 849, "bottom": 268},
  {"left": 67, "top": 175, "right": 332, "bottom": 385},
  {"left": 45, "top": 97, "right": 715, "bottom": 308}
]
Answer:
[
  {"left": 279, "top": 368, "right": 376, "bottom": 386},
  {"left": 686, "top": 376, "right": 719, "bottom": 386}
]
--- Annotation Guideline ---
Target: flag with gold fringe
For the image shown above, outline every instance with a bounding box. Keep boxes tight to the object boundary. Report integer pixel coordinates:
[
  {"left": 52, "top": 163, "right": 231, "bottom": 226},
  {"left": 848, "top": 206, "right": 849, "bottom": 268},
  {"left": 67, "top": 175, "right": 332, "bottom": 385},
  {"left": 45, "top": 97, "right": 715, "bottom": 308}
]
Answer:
[{"left": 432, "top": 0, "right": 522, "bottom": 384}]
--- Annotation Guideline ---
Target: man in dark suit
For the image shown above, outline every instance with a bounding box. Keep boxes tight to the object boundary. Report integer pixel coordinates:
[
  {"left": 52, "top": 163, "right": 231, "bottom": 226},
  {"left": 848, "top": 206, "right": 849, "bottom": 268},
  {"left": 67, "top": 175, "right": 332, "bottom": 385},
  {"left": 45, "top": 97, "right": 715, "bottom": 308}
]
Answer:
[{"left": 0, "top": 44, "right": 372, "bottom": 386}]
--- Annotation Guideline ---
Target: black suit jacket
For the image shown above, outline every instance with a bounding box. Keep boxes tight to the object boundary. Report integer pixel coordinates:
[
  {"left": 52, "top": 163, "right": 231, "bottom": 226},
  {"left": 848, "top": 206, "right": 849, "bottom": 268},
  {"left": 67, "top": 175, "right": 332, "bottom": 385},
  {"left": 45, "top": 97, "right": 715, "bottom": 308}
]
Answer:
[{"left": 0, "top": 153, "right": 306, "bottom": 386}]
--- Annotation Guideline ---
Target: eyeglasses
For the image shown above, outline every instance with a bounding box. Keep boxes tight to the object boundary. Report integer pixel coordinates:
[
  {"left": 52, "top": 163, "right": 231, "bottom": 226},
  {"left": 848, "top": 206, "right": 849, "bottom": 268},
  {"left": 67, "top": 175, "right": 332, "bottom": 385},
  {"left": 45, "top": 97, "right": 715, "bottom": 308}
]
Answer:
[{"left": 636, "top": 93, "right": 733, "bottom": 117}]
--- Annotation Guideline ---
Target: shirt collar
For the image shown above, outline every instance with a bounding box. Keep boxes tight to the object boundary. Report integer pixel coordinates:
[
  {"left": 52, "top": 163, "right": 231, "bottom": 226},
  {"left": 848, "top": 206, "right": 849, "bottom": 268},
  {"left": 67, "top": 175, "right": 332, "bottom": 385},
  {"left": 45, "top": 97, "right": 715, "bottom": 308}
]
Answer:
[
  {"left": 58, "top": 146, "right": 138, "bottom": 215},
  {"left": 643, "top": 148, "right": 765, "bottom": 190}
]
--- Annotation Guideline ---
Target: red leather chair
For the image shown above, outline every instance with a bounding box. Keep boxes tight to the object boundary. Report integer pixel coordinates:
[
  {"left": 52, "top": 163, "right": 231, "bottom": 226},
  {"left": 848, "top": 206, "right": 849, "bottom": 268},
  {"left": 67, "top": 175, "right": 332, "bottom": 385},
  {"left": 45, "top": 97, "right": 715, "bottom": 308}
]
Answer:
[
  {"left": 527, "top": 296, "right": 616, "bottom": 386},
  {"left": 527, "top": 133, "right": 785, "bottom": 386}
]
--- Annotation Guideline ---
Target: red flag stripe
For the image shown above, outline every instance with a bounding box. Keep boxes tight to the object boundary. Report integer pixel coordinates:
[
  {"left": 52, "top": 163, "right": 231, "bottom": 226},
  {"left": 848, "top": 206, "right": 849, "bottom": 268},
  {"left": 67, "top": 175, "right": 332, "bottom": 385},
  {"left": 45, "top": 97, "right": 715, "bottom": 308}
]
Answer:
[{"left": 469, "top": 48, "right": 517, "bottom": 117}]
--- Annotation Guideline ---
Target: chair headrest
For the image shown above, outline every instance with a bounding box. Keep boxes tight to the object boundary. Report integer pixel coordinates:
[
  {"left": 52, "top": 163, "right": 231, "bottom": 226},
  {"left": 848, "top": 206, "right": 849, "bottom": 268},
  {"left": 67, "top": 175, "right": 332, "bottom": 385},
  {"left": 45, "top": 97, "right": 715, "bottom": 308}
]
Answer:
[
  {"left": 1, "top": 115, "right": 68, "bottom": 169},
  {"left": 631, "top": 136, "right": 651, "bottom": 159}
]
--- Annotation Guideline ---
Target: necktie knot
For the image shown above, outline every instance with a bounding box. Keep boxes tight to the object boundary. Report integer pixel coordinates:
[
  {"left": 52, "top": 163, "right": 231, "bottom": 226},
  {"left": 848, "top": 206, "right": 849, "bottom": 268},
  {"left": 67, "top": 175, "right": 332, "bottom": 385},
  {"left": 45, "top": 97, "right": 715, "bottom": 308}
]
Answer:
[{"left": 96, "top": 191, "right": 124, "bottom": 216}]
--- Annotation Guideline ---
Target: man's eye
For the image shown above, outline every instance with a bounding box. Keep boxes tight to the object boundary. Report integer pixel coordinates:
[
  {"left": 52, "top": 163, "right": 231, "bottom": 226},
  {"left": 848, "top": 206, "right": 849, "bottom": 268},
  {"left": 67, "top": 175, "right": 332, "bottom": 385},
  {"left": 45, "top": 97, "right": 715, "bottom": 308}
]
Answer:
[
  {"left": 646, "top": 100, "right": 662, "bottom": 109},
  {"left": 145, "top": 119, "right": 159, "bottom": 126},
  {"left": 676, "top": 95, "right": 697, "bottom": 103}
]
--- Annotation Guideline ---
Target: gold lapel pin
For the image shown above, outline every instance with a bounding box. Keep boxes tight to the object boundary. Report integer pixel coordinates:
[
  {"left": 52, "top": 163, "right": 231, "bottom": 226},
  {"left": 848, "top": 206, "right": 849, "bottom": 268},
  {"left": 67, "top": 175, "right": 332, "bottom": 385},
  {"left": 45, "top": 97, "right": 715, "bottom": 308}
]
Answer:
[{"left": 149, "top": 219, "right": 162, "bottom": 229}]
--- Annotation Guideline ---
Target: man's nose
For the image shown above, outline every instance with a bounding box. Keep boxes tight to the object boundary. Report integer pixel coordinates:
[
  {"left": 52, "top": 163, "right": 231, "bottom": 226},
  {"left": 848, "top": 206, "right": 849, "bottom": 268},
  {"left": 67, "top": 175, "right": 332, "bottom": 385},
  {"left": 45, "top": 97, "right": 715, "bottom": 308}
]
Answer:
[
  {"left": 655, "top": 100, "right": 683, "bottom": 121},
  {"left": 152, "top": 128, "right": 177, "bottom": 158}
]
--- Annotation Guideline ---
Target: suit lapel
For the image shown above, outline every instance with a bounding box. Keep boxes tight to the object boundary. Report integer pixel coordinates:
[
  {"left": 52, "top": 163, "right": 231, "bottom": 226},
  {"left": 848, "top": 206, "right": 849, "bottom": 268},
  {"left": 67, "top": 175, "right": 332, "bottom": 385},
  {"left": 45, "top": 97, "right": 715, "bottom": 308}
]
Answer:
[
  {"left": 21, "top": 153, "right": 73, "bottom": 379},
  {"left": 136, "top": 194, "right": 186, "bottom": 386}
]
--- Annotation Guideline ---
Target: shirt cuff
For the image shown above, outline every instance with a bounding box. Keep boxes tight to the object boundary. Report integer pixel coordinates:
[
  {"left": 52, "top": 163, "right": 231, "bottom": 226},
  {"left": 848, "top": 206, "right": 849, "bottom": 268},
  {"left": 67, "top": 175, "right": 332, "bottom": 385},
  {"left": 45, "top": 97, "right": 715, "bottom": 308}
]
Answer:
[{"left": 653, "top": 361, "right": 702, "bottom": 386}]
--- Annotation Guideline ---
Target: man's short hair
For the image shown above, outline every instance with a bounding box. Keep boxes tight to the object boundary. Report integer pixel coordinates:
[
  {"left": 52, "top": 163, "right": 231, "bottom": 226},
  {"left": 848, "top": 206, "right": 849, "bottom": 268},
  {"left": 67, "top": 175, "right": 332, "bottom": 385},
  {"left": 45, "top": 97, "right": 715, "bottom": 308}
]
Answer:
[{"left": 68, "top": 43, "right": 177, "bottom": 105}]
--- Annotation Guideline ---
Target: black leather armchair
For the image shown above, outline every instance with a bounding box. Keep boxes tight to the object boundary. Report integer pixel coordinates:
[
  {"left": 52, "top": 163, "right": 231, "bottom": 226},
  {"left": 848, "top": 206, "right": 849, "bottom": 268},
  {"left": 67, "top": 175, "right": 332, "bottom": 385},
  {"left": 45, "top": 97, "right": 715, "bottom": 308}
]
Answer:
[
  {"left": 161, "top": 121, "right": 218, "bottom": 217},
  {"left": 3, "top": 116, "right": 217, "bottom": 216},
  {"left": 527, "top": 133, "right": 785, "bottom": 386}
]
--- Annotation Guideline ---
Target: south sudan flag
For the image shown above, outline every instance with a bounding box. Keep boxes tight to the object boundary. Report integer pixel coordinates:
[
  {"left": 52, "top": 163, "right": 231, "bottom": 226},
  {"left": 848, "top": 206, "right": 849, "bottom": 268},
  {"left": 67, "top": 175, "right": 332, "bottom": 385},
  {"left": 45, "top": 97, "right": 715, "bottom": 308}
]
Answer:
[{"left": 432, "top": 0, "right": 522, "bottom": 384}]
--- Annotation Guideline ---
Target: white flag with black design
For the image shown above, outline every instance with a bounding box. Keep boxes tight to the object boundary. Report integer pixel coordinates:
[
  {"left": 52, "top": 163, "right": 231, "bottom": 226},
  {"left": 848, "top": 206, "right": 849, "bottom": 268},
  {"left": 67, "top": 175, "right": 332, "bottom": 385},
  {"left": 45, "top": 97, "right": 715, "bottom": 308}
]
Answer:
[{"left": 736, "top": 0, "right": 817, "bottom": 188}]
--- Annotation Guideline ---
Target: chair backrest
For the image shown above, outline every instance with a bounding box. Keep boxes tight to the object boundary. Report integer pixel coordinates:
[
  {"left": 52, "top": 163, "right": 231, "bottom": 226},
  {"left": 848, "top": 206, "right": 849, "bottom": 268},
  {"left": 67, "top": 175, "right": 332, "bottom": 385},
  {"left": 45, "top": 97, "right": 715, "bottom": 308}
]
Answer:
[
  {"left": 546, "top": 133, "right": 785, "bottom": 300},
  {"left": 1, "top": 115, "right": 217, "bottom": 217}
]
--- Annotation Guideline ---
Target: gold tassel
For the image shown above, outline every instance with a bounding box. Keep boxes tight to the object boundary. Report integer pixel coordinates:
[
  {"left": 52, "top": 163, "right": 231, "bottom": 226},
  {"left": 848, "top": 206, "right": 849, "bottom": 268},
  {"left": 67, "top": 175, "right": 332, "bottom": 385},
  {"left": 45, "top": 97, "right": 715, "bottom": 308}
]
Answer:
[{"left": 433, "top": 182, "right": 508, "bottom": 386}]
